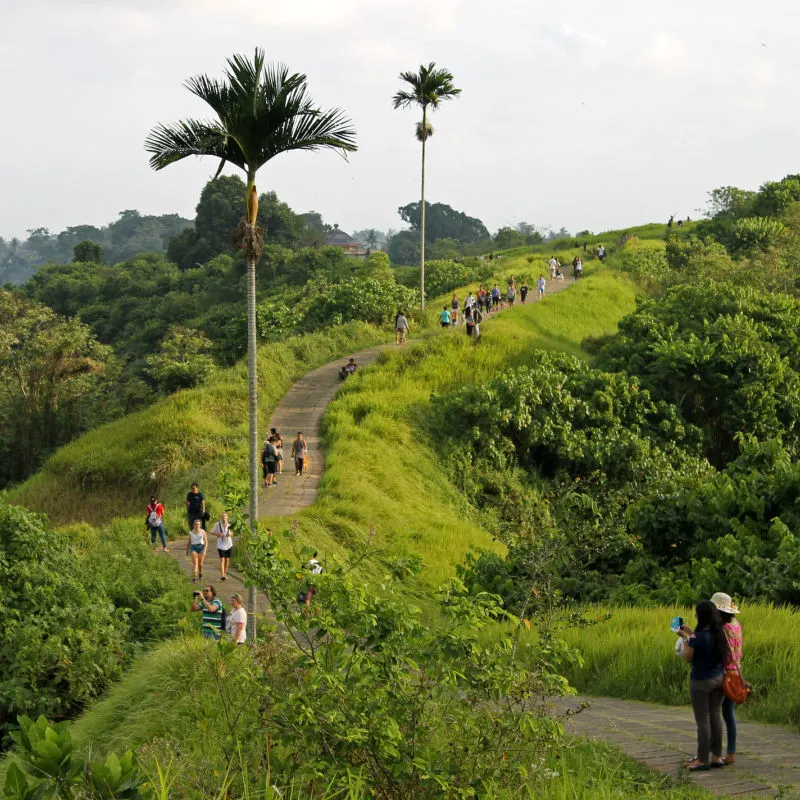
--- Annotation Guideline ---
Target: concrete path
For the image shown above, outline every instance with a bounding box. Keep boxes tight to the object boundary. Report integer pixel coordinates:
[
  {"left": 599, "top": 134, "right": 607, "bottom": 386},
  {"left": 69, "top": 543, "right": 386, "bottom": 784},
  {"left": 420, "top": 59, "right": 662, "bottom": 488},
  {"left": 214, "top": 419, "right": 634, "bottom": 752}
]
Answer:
[{"left": 553, "top": 696, "right": 800, "bottom": 798}]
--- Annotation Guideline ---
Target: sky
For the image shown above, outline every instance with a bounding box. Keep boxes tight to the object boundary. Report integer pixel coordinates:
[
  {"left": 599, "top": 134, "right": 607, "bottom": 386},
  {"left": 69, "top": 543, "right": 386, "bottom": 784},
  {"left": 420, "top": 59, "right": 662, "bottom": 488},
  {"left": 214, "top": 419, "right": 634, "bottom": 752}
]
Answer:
[{"left": 0, "top": 0, "right": 794, "bottom": 241}]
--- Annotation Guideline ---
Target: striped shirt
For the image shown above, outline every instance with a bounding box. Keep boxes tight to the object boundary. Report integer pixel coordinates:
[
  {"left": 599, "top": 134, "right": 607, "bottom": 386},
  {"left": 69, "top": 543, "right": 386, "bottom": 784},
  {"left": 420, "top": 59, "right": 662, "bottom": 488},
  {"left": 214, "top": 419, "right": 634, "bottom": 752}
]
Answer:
[{"left": 202, "top": 598, "right": 223, "bottom": 637}]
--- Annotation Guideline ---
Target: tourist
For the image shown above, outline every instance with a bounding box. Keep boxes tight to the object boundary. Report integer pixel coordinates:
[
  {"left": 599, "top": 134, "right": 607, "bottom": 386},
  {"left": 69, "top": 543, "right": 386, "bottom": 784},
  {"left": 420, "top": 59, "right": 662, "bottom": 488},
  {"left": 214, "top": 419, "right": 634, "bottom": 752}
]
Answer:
[
  {"left": 549, "top": 255, "right": 558, "bottom": 279},
  {"left": 291, "top": 431, "right": 308, "bottom": 476},
  {"left": 229, "top": 593, "right": 247, "bottom": 644},
  {"left": 145, "top": 494, "right": 168, "bottom": 552},
  {"left": 712, "top": 592, "right": 743, "bottom": 765},
  {"left": 271, "top": 427, "right": 284, "bottom": 474},
  {"left": 472, "top": 304, "right": 483, "bottom": 338},
  {"left": 598, "top": 244, "right": 606, "bottom": 261},
  {"left": 491, "top": 284, "right": 500, "bottom": 310},
  {"left": 261, "top": 437, "right": 277, "bottom": 487},
  {"left": 574, "top": 256, "right": 583, "bottom": 279},
  {"left": 339, "top": 358, "right": 358, "bottom": 380},
  {"left": 536, "top": 275, "right": 546, "bottom": 300},
  {"left": 439, "top": 306, "right": 451, "bottom": 328},
  {"left": 477, "top": 285, "right": 488, "bottom": 312},
  {"left": 678, "top": 600, "right": 727, "bottom": 771},
  {"left": 191, "top": 583, "right": 223, "bottom": 640},
  {"left": 186, "top": 518, "right": 208, "bottom": 583},
  {"left": 212, "top": 511, "right": 234, "bottom": 581},
  {"left": 507, "top": 282, "right": 516, "bottom": 307},
  {"left": 395, "top": 310, "right": 409, "bottom": 344},
  {"left": 520, "top": 281, "right": 529, "bottom": 304},
  {"left": 186, "top": 482, "right": 205, "bottom": 531},
  {"left": 464, "top": 305, "right": 475, "bottom": 337},
  {"left": 450, "top": 294, "right": 460, "bottom": 325}
]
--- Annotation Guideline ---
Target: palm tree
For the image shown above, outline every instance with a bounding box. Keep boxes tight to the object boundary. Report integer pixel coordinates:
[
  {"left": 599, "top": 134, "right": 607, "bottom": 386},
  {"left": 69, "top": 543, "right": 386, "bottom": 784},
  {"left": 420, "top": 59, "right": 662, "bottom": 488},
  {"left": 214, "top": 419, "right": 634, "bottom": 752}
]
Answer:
[
  {"left": 145, "top": 50, "right": 356, "bottom": 634},
  {"left": 392, "top": 63, "right": 461, "bottom": 309}
]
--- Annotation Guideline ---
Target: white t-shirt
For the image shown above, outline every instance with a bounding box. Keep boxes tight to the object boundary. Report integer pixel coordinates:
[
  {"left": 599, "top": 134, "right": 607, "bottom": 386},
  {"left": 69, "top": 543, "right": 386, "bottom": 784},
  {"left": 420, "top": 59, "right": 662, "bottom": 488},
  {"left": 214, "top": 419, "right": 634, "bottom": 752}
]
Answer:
[
  {"left": 212, "top": 522, "right": 233, "bottom": 550},
  {"left": 230, "top": 607, "right": 247, "bottom": 643}
]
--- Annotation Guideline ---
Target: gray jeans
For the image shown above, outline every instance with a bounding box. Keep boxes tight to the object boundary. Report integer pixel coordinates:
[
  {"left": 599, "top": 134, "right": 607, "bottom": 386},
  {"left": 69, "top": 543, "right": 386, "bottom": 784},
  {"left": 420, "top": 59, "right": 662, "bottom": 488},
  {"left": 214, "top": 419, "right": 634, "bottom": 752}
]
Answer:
[{"left": 690, "top": 675, "right": 724, "bottom": 762}]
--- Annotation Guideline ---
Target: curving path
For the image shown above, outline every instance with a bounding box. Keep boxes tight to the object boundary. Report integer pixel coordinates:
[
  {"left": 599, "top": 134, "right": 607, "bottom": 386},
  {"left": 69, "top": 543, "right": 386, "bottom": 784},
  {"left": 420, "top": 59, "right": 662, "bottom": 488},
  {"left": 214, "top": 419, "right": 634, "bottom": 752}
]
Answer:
[{"left": 554, "top": 696, "right": 800, "bottom": 798}]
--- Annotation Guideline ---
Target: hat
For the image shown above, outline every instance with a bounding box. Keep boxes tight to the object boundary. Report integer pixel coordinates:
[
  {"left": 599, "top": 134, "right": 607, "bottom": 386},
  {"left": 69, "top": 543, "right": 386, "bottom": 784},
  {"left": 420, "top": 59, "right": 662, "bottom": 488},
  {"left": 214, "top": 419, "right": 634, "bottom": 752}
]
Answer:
[{"left": 711, "top": 592, "right": 739, "bottom": 615}]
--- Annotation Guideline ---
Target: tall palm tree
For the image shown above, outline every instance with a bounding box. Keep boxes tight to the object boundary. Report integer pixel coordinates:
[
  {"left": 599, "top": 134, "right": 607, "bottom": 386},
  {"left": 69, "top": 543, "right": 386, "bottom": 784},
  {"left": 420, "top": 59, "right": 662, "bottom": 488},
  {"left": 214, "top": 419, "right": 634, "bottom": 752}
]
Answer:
[
  {"left": 145, "top": 50, "right": 356, "bottom": 634},
  {"left": 392, "top": 63, "right": 461, "bottom": 309}
]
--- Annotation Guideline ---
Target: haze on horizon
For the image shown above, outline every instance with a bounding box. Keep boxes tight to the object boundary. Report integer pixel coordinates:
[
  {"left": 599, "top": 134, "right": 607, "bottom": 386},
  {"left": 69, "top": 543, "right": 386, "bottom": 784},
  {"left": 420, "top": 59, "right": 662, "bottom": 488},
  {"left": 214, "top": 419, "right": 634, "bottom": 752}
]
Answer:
[{"left": 0, "top": 0, "right": 793, "bottom": 243}]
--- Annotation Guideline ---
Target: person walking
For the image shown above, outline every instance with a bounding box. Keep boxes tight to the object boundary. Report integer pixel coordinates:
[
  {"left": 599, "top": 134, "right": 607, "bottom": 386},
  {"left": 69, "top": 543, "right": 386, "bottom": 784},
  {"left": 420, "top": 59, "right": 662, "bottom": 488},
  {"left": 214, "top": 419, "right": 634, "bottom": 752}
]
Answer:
[
  {"left": 191, "top": 583, "right": 223, "bottom": 640},
  {"left": 439, "top": 306, "right": 451, "bottom": 328},
  {"left": 597, "top": 244, "right": 606, "bottom": 261},
  {"left": 506, "top": 283, "right": 516, "bottom": 307},
  {"left": 464, "top": 305, "right": 475, "bottom": 337},
  {"left": 549, "top": 256, "right": 558, "bottom": 279},
  {"left": 262, "top": 436, "right": 278, "bottom": 487},
  {"left": 291, "top": 432, "right": 308, "bottom": 476},
  {"left": 186, "top": 483, "right": 205, "bottom": 531},
  {"left": 395, "top": 310, "right": 409, "bottom": 344},
  {"left": 212, "top": 512, "right": 234, "bottom": 582},
  {"left": 271, "top": 427, "right": 284, "bottom": 475},
  {"left": 491, "top": 284, "right": 500, "bottom": 311},
  {"left": 678, "top": 600, "right": 728, "bottom": 771},
  {"left": 145, "top": 495, "right": 168, "bottom": 552},
  {"left": 229, "top": 593, "right": 247, "bottom": 644},
  {"left": 186, "top": 518, "right": 208, "bottom": 583},
  {"left": 536, "top": 275, "right": 546, "bottom": 300},
  {"left": 712, "top": 592, "right": 743, "bottom": 765},
  {"left": 450, "top": 295, "right": 460, "bottom": 326},
  {"left": 520, "top": 282, "right": 529, "bottom": 304}
]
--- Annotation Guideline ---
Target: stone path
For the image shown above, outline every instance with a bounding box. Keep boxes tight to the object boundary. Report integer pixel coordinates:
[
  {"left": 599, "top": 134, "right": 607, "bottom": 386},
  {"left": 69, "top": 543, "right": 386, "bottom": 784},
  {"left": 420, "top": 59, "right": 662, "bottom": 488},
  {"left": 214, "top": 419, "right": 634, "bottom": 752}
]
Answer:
[{"left": 553, "top": 696, "right": 800, "bottom": 798}]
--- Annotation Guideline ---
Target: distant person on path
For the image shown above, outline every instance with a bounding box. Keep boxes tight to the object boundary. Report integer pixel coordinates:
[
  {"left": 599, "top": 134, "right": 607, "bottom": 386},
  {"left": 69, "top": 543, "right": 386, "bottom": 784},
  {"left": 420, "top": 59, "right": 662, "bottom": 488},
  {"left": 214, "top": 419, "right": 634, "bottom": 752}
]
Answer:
[
  {"left": 520, "top": 281, "right": 529, "bottom": 304},
  {"left": 291, "top": 432, "right": 308, "bottom": 476},
  {"left": 573, "top": 256, "right": 583, "bottom": 279},
  {"left": 439, "top": 306, "right": 451, "bottom": 328},
  {"left": 339, "top": 358, "right": 358, "bottom": 380},
  {"left": 271, "top": 427, "right": 284, "bottom": 474},
  {"left": 536, "top": 275, "right": 546, "bottom": 300},
  {"left": 549, "top": 256, "right": 558, "bottom": 279},
  {"left": 186, "top": 483, "right": 205, "bottom": 531},
  {"left": 191, "top": 583, "right": 222, "bottom": 640},
  {"left": 229, "top": 593, "right": 247, "bottom": 644},
  {"left": 465, "top": 292, "right": 475, "bottom": 310},
  {"left": 464, "top": 305, "right": 475, "bottom": 337},
  {"left": 261, "top": 437, "right": 278, "bottom": 487},
  {"left": 450, "top": 295, "right": 460, "bottom": 325},
  {"left": 477, "top": 285, "right": 488, "bottom": 312},
  {"left": 395, "top": 310, "right": 409, "bottom": 344},
  {"left": 597, "top": 244, "right": 606, "bottom": 261},
  {"left": 145, "top": 495, "right": 168, "bottom": 552},
  {"left": 472, "top": 304, "right": 483, "bottom": 338},
  {"left": 712, "top": 592, "right": 742, "bottom": 765},
  {"left": 678, "top": 600, "right": 727, "bottom": 771},
  {"left": 186, "top": 518, "right": 208, "bottom": 583},
  {"left": 212, "top": 512, "right": 233, "bottom": 581},
  {"left": 491, "top": 285, "right": 500, "bottom": 310}
]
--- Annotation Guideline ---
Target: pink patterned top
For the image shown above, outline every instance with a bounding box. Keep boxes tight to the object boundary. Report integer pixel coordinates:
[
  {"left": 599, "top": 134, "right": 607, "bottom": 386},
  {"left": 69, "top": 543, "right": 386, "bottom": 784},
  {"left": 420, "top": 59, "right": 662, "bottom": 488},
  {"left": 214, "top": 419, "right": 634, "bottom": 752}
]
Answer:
[{"left": 722, "top": 619, "right": 742, "bottom": 671}]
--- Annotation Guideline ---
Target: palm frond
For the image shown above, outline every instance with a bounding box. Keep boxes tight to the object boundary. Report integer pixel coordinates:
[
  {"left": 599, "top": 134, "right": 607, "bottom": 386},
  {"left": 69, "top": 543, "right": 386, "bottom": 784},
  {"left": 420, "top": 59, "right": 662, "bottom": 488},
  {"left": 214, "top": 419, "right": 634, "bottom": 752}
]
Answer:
[
  {"left": 392, "top": 62, "right": 461, "bottom": 111},
  {"left": 144, "top": 119, "right": 244, "bottom": 171}
]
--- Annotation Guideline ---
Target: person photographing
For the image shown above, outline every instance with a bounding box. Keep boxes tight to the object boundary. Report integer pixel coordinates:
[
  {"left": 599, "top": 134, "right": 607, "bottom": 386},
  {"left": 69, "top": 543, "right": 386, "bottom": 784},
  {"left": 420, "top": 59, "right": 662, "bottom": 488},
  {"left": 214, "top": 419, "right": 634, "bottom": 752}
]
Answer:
[{"left": 191, "top": 584, "right": 223, "bottom": 640}]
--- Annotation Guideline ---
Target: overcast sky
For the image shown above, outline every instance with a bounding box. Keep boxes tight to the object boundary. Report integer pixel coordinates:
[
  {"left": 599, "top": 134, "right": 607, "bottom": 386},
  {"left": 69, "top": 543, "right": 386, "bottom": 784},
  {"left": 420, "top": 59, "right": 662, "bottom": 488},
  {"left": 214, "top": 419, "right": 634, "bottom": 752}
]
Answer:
[{"left": 0, "top": 0, "right": 793, "bottom": 241}]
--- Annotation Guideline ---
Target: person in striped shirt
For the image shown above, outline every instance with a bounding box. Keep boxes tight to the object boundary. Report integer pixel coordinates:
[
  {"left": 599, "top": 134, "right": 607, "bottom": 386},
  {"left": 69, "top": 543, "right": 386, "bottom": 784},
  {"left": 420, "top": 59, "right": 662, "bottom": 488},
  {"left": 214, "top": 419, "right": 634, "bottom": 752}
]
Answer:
[{"left": 191, "top": 584, "right": 223, "bottom": 640}]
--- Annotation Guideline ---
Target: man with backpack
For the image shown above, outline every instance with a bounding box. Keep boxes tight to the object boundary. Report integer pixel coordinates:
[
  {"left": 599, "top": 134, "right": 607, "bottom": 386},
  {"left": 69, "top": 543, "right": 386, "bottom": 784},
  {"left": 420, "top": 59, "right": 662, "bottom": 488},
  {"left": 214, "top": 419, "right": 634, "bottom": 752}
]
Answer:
[{"left": 145, "top": 495, "right": 168, "bottom": 552}]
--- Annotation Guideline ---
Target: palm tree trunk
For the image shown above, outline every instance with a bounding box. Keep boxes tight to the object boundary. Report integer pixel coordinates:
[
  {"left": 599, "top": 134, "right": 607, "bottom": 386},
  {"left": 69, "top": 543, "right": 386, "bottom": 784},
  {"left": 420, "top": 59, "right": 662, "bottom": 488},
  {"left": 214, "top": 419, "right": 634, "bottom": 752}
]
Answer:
[{"left": 419, "top": 106, "right": 427, "bottom": 310}]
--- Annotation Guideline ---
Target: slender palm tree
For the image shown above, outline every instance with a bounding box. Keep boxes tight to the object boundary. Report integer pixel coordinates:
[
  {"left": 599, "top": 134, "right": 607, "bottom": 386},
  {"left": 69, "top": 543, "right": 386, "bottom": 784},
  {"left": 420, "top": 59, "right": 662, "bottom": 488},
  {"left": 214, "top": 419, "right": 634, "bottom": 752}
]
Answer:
[
  {"left": 392, "top": 63, "right": 461, "bottom": 309},
  {"left": 145, "top": 50, "right": 356, "bottom": 635}
]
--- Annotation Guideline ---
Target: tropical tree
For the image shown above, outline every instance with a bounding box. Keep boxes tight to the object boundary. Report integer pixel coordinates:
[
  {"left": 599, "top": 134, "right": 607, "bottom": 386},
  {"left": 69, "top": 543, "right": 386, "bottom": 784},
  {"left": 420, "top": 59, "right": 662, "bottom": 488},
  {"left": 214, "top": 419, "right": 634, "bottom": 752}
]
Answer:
[
  {"left": 392, "top": 63, "right": 461, "bottom": 308},
  {"left": 145, "top": 49, "right": 356, "bottom": 632}
]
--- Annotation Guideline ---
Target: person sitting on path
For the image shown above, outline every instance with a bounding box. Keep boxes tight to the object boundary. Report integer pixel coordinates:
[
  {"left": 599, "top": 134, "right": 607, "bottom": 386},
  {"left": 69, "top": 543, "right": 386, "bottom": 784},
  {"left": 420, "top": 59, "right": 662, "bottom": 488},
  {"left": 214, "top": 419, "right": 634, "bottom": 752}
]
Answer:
[
  {"left": 186, "top": 483, "right": 205, "bottom": 531},
  {"left": 395, "top": 310, "right": 409, "bottom": 344},
  {"left": 678, "top": 600, "right": 728, "bottom": 771},
  {"left": 212, "top": 512, "right": 234, "bottom": 582},
  {"left": 712, "top": 592, "right": 743, "bottom": 765},
  {"left": 145, "top": 494, "right": 168, "bottom": 552},
  {"left": 186, "top": 518, "right": 208, "bottom": 583},
  {"left": 191, "top": 583, "right": 223, "bottom": 640},
  {"left": 339, "top": 358, "right": 358, "bottom": 380},
  {"left": 229, "top": 593, "right": 247, "bottom": 644},
  {"left": 439, "top": 306, "right": 451, "bottom": 328},
  {"left": 537, "top": 275, "right": 546, "bottom": 300},
  {"left": 291, "top": 431, "right": 308, "bottom": 476}
]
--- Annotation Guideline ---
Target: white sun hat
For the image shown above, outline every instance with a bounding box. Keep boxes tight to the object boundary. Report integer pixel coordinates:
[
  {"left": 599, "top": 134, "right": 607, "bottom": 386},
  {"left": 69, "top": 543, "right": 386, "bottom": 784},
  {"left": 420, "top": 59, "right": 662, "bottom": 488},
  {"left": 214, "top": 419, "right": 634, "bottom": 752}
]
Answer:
[{"left": 710, "top": 592, "right": 739, "bottom": 615}]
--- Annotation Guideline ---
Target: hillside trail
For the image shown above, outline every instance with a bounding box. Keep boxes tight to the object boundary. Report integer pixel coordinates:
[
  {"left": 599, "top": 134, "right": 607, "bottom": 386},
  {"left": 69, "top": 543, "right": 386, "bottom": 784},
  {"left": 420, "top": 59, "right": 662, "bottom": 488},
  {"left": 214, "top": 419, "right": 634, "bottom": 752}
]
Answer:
[{"left": 553, "top": 696, "right": 800, "bottom": 798}]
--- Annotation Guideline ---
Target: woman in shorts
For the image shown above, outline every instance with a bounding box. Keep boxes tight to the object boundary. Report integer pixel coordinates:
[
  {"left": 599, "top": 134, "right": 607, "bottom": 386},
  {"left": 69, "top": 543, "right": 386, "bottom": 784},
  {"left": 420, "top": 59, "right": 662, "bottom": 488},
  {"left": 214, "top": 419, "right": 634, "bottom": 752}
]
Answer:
[
  {"left": 186, "top": 518, "right": 208, "bottom": 583},
  {"left": 212, "top": 511, "right": 234, "bottom": 581},
  {"left": 395, "top": 311, "right": 409, "bottom": 344}
]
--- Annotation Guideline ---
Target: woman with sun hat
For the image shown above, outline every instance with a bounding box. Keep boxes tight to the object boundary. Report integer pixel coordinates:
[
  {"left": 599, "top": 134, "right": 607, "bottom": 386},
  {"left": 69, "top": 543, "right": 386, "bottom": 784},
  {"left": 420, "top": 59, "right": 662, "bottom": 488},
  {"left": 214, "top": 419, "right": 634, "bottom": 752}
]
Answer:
[{"left": 712, "top": 591, "right": 742, "bottom": 765}]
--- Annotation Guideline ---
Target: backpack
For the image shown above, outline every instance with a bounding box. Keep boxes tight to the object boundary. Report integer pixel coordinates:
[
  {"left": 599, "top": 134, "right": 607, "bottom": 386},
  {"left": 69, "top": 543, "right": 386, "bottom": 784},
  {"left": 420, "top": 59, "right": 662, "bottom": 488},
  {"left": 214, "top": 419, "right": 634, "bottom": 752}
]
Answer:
[{"left": 147, "top": 508, "right": 161, "bottom": 526}]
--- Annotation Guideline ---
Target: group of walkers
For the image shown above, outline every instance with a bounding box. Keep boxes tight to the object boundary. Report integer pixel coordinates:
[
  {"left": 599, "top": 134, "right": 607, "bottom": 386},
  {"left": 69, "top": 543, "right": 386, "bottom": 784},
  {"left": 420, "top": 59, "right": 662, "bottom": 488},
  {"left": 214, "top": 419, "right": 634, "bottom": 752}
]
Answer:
[
  {"left": 677, "top": 592, "right": 745, "bottom": 771},
  {"left": 262, "top": 429, "right": 308, "bottom": 485}
]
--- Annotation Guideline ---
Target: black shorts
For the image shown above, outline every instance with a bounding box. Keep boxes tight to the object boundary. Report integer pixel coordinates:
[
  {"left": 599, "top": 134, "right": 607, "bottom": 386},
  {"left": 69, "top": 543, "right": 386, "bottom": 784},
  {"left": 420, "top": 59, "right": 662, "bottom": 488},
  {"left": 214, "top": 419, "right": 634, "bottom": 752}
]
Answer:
[
  {"left": 492, "top": 296, "right": 499, "bottom": 306},
  {"left": 218, "top": 548, "right": 233, "bottom": 560}
]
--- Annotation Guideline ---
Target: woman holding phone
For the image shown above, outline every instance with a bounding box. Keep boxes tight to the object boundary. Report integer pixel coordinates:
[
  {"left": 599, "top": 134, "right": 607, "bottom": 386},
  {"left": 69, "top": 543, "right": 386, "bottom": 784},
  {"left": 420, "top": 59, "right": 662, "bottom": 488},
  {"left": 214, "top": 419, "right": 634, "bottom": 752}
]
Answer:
[{"left": 678, "top": 600, "right": 728, "bottom": 771}]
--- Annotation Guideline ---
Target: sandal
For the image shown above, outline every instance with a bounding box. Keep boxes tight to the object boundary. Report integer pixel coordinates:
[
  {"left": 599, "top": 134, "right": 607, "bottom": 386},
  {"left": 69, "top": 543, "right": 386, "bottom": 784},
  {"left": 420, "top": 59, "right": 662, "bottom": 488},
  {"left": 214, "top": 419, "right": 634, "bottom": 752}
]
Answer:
[{"left": 684, "top": 759, "right": 710, "bottom": 772}]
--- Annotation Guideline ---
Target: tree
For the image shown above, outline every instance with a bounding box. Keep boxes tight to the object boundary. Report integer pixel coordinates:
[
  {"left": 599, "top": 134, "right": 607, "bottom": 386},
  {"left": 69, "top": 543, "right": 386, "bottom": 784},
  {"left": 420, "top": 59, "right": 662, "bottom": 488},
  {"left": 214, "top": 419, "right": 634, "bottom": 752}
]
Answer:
[
  {"left": 397, "top": 201, "right": 488, "bottom": 244},
  {"left": 72, "top": 240, "right": 103, "bottom": 263},
  {"left": 493, "top": 227, "right": 526, "bottom": 250},
  {"left": 144, "top": 326, "right": 216, "bottom": 394},
  {"left": 392, "top": 63, "right": 461, "bottom": 308},
  {"left": 145, "top": 49, "right": 356, "bottom": 635}
]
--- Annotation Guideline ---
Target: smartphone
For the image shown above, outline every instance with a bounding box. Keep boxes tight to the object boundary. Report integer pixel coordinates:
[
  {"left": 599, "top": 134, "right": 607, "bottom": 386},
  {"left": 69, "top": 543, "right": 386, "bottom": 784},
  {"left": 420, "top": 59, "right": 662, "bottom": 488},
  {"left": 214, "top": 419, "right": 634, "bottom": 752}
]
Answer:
[{"left": 670, "top": 616, "right": 683, "bottom": 633}]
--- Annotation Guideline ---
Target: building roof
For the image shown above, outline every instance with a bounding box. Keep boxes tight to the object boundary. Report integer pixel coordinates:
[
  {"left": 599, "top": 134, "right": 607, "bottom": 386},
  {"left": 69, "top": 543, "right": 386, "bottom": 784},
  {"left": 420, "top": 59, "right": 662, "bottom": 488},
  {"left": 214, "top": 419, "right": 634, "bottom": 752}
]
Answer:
[{"left": 325, "top": 226, "right": 355, "bottom": 245}]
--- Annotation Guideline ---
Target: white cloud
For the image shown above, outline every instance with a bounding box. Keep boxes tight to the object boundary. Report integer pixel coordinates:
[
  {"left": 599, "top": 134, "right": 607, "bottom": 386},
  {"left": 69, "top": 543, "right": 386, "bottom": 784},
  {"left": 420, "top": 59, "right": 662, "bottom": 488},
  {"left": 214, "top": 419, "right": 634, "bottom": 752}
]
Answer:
[{"left": 642, "top": 32, "right": 692, "bottom": 75}]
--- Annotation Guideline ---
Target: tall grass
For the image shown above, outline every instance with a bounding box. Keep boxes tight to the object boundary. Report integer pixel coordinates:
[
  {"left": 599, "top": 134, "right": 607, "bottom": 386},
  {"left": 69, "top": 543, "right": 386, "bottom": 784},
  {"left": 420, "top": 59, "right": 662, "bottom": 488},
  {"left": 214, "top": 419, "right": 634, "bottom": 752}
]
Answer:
[{"left": 561, "top": 603, "right": 800, "bottom": 729}]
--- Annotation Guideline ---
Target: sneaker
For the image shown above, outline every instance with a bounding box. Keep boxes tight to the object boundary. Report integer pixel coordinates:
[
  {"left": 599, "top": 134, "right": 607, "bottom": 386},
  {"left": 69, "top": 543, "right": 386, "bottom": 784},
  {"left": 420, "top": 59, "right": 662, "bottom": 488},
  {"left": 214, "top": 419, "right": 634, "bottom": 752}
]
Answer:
[
  {"left": 199, "top": 572, "right": 203, "bottom": 580},
  {"left": 221, "top": 576, "right": 226, "bottom": 581},
  {"left": 192, "top": 576, "right": 197, "bottom": 583}
]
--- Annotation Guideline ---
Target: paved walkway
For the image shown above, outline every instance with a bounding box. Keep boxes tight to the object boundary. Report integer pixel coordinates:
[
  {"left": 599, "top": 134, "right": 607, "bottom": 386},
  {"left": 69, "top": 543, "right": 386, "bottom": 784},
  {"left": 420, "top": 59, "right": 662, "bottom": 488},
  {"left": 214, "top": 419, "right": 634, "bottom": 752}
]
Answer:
[{"left": 553, "top": 696, "right": 800, "bottom": 798}]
